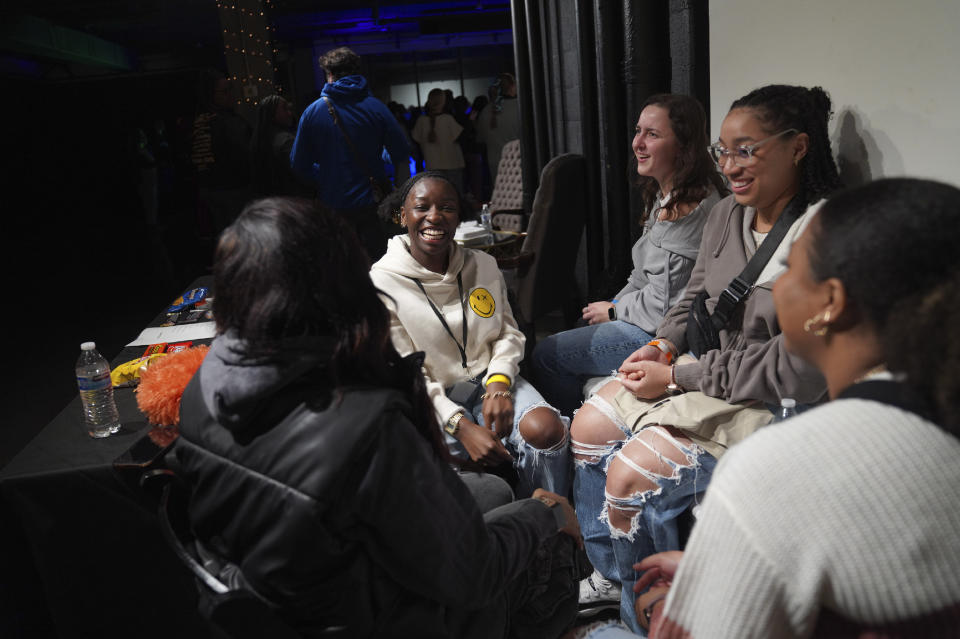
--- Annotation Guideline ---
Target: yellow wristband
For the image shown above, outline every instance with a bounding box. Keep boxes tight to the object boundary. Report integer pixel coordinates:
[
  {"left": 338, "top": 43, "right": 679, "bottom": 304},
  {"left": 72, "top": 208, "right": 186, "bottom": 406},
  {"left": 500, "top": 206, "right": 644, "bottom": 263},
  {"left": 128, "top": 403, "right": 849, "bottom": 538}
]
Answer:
[{"left": 485, "top": 374, "right": 512, "bottom": 387}]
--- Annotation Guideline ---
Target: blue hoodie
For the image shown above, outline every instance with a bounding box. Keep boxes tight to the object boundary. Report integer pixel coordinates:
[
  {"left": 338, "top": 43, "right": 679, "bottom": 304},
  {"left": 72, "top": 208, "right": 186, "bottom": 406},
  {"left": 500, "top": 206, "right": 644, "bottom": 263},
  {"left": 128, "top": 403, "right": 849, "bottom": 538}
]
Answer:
[{"left": 290, "top": 75, "right": 410, "bottom": 209}]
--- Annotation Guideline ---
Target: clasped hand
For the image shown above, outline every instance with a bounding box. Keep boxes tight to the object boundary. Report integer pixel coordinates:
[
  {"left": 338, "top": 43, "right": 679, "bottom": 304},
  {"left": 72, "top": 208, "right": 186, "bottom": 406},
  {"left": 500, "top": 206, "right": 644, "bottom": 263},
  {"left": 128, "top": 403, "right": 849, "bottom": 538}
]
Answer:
[
  {"left": 634, "top": 550, "right": 683, "bottom": 635},
  {"left": 616, "top": 345, "right": 672, "bottom": 398}
]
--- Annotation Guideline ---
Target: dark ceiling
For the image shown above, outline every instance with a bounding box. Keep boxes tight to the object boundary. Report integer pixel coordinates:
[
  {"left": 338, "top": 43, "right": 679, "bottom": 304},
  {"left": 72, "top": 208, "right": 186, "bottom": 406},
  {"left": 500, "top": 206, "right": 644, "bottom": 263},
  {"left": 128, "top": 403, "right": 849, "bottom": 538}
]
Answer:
[{"left": 0, "top": 0, "right": 513, "bottom": 80}]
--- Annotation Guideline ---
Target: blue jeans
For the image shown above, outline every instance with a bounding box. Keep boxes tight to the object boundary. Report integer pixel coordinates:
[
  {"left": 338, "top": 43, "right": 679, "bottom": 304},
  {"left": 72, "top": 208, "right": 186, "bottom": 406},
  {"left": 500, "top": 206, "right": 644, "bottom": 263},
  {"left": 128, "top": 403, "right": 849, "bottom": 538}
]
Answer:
[
  {"left": 445, "top": 375, "right": 571, "bottom": 499},
  {"left": 573, "top": 417, "right": 717, "bottom": 634},
  {"left": 531, "top": 321, "right": 654, "bottom": 417}
]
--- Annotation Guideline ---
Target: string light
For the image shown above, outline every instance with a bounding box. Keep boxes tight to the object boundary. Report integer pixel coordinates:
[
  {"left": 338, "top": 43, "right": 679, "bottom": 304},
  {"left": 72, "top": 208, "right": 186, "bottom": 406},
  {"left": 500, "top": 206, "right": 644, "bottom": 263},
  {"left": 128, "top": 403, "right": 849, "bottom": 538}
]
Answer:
[{"left": 217, "top": 0, "right": 278, "bottom": 107}]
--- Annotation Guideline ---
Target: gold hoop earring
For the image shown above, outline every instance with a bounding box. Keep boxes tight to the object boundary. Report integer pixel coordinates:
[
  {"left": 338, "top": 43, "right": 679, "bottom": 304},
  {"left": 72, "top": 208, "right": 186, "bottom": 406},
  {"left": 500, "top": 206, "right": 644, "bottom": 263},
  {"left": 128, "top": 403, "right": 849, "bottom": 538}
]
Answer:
[
  {"left": 803, "top": 310, "right": 831, "bottom": 336},
  {"left": 393, "top": 208, "right": 403, "bottom": 226}
]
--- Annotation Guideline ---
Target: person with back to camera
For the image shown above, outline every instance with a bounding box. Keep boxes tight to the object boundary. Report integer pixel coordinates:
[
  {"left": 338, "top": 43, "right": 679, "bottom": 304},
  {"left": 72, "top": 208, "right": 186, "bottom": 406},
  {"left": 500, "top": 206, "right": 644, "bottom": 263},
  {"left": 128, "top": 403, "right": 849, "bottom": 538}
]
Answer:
[
  {"left": 290, "top": 46, "right": 410, "bottom": 262},
  {"left": 532, "top": 93, "right": 727, "bottom": 419},
  {"left": 569, "top": 84, "right": 842, "bottom": 631},
  {"left": 369, "top": 172, "right": 572, "bottom": 500},
  {"left": 174, "top": 196, "right": 588, "bottom": 638},
  {"left": 586, "top": 178, "right": 960, "bottom": 639},
  {"left": 411, "top": 88, "right": 466, "bottom": 192}
]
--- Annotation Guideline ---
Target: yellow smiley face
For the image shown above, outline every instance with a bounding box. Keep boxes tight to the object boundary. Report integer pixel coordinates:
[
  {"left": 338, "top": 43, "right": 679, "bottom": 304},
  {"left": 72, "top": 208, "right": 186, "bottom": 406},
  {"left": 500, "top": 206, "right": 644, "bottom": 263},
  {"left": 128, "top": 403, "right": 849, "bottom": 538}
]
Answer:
[{"left": 469, "top": 287, "right": 496, "bottom": 318}]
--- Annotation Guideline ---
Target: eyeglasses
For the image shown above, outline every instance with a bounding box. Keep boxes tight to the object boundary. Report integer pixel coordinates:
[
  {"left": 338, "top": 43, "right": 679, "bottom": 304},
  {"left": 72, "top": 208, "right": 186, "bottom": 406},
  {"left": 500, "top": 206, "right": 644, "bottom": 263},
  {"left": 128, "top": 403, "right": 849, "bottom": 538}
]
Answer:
[{"left": 709, "top": 129, "right": 798, "bottom": 167}]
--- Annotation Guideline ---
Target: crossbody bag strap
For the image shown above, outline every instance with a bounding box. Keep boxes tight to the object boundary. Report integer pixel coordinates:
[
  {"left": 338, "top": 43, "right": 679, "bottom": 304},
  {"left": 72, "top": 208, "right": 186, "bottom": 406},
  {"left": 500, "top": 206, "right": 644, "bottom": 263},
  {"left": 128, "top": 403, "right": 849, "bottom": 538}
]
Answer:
[
  {"left": 322, "top": 96, "right": 380, "bottom": 187},
  {"left": 408, "top": 272, "right": 469, "bottom": 369},
  {"left": 710, "top": 193, "right": 806, "bottom": 331}
]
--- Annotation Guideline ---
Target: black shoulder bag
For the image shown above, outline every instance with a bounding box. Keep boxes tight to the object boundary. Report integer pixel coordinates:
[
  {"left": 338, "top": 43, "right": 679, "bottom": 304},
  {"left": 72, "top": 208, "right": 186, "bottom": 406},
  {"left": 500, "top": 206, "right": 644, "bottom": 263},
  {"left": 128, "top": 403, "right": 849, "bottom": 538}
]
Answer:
[
  {"left": 686, "top": 195, "right": 806, "bottom": 358},
  {"left": 322, "top": 96, "right": 395, "bottom": 203}
]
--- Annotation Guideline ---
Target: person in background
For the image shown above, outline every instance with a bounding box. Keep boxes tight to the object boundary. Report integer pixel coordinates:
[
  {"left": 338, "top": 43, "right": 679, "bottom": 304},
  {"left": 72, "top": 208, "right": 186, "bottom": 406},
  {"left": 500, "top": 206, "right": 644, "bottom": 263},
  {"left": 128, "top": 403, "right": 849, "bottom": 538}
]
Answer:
[
  {"left": 370, "top": 172, "right": 572, "bottom": 500},
  {"left": 411, "top": 88, "right": 466, "bottom": 192},
  {"left": 476, "top": 73, "right": 521, "bottom": 187},
  {"left": 454, "top": 95, "right": 484, "bottom": 205},
  {"left": 290, "top": 46, "right": 410, "bottom": 263},
  {"left": 532, "top": 94, "right": 727, "bottom": 419},
  {"left": 190, "top": 68, "right": 252, "bottom": 234},
  {"left": 176, "top": 196, "right": 587, "bottom": 638},
  {"left": 608, "top": 178, "right": 960, "bottom": 639},
  {"left": 569, "top": 84, "right": 841, "bottom": 632},
  {"left": 249, "top": 95, "right": 312, "bottom": 198}
]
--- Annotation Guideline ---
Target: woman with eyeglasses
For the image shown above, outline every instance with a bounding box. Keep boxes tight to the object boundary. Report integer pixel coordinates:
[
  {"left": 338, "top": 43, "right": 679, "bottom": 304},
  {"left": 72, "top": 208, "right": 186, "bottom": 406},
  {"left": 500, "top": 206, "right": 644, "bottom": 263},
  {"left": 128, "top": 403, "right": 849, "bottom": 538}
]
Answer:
[{"left": 569, "top": 84, "right": 842, "bottom": 632}]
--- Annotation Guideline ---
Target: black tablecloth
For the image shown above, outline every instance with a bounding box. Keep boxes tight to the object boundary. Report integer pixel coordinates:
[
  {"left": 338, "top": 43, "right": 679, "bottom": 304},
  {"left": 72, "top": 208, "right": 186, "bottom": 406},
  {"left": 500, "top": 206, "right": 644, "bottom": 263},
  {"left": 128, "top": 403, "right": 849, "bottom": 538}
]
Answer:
[{"left": 0, "top": 277, "right": 214, "bottom": 638}]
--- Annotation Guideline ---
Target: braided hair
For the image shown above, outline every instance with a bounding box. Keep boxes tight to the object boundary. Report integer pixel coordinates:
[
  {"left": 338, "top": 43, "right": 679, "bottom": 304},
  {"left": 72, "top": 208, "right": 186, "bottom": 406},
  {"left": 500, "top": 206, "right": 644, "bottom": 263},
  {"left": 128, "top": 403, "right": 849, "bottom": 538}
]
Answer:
[
  {"left": 807, "top": 178, "right": 960, "bottom": 437},
  {"left": 377, "top": 171, "right": 478, "bottom": 224},
  {"left": 731, "top": 85, "right": 842, "bottom": 204}
]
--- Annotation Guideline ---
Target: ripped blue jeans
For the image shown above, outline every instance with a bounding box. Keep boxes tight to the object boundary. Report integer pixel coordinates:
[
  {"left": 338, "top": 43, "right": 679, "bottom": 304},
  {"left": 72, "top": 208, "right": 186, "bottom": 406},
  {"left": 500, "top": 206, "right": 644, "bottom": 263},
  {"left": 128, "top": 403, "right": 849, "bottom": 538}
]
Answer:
[
  {"left": 445, "top": 374, "right": 572, "bottom": 499},
  {"left": 572, "top": 393, "right": 717, "bottom": 635}
]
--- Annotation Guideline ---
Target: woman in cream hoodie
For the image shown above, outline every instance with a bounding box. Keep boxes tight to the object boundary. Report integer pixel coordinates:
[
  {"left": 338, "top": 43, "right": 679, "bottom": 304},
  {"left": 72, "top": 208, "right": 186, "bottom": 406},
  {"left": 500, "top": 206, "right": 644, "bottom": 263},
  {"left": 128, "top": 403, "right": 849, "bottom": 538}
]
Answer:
[{"left": 371, "top": 172, "right": 570, "bottom": 499}]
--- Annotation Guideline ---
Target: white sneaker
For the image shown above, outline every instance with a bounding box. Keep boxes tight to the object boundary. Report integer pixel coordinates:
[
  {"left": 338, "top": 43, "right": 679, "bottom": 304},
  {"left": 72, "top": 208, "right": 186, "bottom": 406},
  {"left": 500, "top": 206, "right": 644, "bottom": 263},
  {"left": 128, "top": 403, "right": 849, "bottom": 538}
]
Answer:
[{"left": 578, "top": 569, "right": 621, "bottom": 616}]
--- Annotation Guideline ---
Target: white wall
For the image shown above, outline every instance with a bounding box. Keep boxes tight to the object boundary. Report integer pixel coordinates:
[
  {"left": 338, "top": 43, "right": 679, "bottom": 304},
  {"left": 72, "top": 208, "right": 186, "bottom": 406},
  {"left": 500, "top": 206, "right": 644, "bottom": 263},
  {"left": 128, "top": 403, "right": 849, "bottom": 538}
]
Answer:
[{"left": 710, "top": 0, "right": 960, "bottom": 187}]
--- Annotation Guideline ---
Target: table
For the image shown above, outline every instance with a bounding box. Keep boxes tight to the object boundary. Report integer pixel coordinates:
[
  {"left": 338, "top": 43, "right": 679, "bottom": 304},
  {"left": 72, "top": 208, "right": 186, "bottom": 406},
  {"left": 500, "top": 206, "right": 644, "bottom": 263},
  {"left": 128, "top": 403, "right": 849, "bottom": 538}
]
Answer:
[{"left": 0, "top": 277, "right": 214, "bottom": 638}]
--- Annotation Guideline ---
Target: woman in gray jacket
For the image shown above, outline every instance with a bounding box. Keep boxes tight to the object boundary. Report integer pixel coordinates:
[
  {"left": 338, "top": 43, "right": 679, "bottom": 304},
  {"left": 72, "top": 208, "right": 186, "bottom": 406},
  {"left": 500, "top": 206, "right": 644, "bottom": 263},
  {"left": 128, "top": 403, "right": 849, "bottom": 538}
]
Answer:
[
  {"left": 532, "top": 94, "right": 726, "bottom": 418},
  {"left": 571, "top": 85, "right": 842, "bottom": 632}
]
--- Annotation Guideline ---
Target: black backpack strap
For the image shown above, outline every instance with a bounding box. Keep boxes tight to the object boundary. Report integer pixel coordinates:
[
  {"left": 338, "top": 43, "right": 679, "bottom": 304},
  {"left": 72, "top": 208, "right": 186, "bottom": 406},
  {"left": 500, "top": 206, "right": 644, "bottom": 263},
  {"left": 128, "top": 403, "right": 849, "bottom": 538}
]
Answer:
[{"left": 710, "top": 194, "right": 806, "bottom": 331}]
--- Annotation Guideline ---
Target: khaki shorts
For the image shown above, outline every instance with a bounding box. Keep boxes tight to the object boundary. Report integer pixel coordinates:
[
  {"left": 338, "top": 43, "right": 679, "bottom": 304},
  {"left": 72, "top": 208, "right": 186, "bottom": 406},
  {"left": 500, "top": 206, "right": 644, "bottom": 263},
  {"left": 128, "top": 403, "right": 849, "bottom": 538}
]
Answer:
[{"left": 606, "top": 358, "right": 773, "bottom": 459}]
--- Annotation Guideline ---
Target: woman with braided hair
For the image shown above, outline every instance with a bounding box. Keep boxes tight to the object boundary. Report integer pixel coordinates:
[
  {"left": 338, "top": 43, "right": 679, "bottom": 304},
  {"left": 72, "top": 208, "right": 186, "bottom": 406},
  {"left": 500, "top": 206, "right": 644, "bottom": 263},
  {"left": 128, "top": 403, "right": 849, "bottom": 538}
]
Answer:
[
  {"left": 370, "top": 172, "right": 571, "bottom": 499},
  {"left": 570, "top": 85, "right": 842, "bottom": 631}
]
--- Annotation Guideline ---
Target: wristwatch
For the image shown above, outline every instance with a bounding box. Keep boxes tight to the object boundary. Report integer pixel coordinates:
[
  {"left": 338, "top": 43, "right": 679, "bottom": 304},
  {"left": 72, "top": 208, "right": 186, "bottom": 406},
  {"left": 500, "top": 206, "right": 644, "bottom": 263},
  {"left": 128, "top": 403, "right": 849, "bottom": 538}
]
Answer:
[
  {"left": 445, "top": 412, "right": 464, "bottom": 436},
  {"left": 665, "top": 365, "right": 684, "bottom": 395}
]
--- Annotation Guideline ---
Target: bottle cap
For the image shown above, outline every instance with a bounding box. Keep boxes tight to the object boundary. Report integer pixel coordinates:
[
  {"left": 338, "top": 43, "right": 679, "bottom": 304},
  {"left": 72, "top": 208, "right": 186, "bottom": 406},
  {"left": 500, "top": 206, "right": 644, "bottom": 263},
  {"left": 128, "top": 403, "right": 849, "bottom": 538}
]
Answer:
[
  {"left": 780, "top": 398, "right": 797, "bottom": 408},
  {"left": 81, "top": 342, "right": 96, "bottom": 351}
]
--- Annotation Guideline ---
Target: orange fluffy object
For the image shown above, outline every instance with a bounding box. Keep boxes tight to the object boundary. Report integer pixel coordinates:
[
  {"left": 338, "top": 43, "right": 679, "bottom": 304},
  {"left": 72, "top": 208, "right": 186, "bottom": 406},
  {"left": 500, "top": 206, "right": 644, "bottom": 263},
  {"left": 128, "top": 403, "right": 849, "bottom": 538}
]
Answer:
[{"left": 136, "top": 345, "right": 209, "bottom": 426}]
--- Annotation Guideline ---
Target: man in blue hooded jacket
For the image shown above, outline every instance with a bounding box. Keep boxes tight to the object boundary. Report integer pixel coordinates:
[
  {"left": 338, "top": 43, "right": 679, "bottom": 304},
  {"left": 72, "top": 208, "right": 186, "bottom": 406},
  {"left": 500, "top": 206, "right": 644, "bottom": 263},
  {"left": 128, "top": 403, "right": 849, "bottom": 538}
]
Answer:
[{"left": 291, "top": 47, "right": 410, "bottom": 261}]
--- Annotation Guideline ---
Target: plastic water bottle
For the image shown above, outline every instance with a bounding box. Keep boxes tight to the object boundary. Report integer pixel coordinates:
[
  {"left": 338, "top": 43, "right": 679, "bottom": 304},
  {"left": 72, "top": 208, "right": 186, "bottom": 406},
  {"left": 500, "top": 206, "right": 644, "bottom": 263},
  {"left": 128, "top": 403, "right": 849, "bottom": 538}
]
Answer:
[
  {"left": 76, "top": 342, "right": 121, "bottom": 438},
  {"left": 773, "top": 398, "right": 798, "bottom": 423},
  {"left": 479, "top": 203, "right": 494, "bottom": 244}
]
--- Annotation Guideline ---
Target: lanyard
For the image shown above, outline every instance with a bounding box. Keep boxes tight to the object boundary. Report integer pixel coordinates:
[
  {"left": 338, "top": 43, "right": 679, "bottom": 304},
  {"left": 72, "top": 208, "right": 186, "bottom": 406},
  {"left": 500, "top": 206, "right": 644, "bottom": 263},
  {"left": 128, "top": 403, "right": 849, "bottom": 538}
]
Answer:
[{"left": 410, "top": 272, "right": 469, "bottom": 369}]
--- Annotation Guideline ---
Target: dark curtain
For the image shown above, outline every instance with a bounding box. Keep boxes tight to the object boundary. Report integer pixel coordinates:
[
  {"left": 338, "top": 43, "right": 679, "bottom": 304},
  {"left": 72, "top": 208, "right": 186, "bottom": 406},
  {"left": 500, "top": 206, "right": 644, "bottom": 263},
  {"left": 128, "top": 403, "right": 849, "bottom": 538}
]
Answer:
[{"left": 510, "top": 0, "right": 710, "bottom": 300}]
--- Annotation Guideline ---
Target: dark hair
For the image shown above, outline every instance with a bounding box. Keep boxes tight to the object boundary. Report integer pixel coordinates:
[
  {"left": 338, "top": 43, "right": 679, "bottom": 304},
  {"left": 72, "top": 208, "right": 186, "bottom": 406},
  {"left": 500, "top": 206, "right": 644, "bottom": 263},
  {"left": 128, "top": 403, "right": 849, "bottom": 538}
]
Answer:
[
  {"left": 197, "top": 67, "right": 227, "bottom": 111},
  {"left": 319, "top": 47, "right": 362, "bottom": 80},
  {"left": 808, "top": 178, "right": 960, "bottom": 436},
  {"left": 730, "top": 84, "right": 842, "bottom": 204},
  {"left": 213, "top": 197, "right": 450, "bottom": 457},
  {"left": 377, "top": 171, "right": 477, "bottom": 224},
  {"left": 471, "top": 94, "right": 488, "bottom": 115},
  {"left": 249, "top": 95, "right": 286, "bottom": 195},
  {"left": 632, "top": 93, "right": 728, "bottom": 220}
]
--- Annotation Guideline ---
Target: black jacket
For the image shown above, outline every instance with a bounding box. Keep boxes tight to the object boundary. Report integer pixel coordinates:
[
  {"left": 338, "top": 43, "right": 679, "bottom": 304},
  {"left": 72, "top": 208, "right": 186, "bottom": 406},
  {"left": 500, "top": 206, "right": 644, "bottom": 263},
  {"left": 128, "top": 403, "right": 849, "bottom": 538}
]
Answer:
[{"left": 175, "top": 334, "right": 564, "bottom": 637}]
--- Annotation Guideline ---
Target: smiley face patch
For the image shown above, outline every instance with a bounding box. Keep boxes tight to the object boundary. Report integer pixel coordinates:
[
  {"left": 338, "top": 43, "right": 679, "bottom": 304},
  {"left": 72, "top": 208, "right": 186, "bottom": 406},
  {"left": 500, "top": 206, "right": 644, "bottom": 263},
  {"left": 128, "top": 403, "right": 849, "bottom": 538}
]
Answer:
[{"left": 469, "top": 287, "right": 496, "bottom": 318}]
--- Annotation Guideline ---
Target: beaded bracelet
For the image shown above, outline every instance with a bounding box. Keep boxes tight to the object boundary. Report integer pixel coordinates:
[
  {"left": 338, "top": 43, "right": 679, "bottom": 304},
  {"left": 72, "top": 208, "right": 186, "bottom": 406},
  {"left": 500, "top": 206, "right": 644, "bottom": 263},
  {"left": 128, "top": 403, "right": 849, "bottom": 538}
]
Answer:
[{"left": 480, "top": 390, "right": 513, "bottom": 400}]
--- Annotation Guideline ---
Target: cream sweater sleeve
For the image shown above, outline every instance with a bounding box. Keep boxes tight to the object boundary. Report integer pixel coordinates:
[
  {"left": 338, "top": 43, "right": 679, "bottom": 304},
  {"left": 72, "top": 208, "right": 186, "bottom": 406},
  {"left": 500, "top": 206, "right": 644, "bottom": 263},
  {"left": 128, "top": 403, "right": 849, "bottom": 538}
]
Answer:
[{"left": 661, "top": 488, "right": 799, "bottom": 639}]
